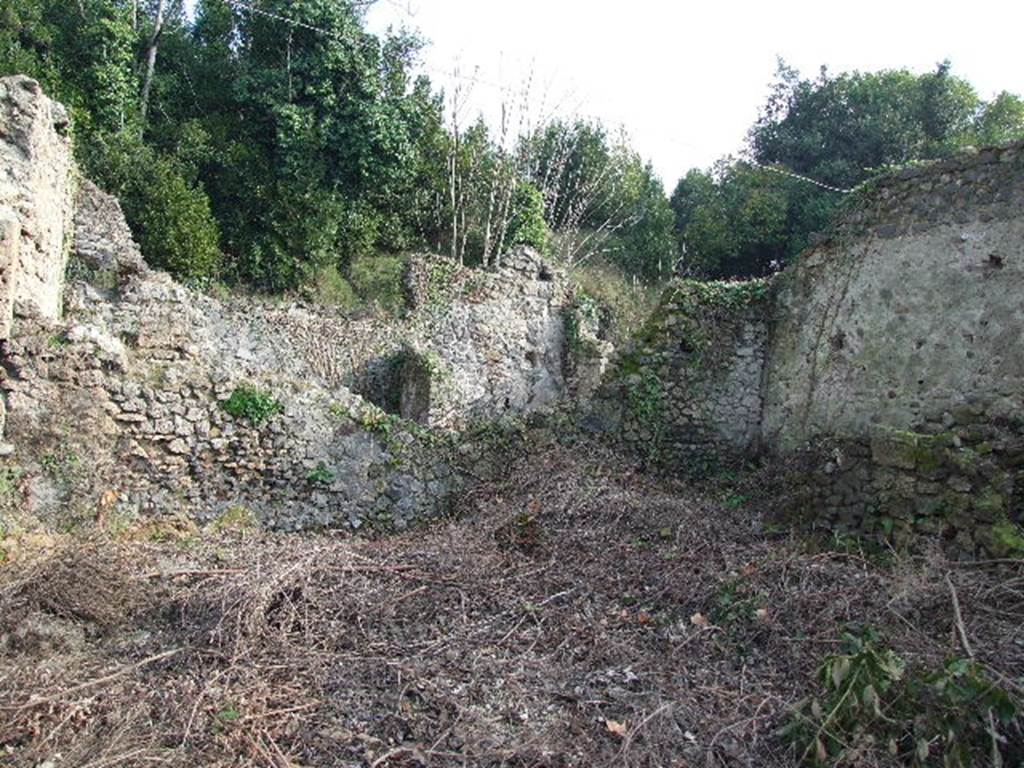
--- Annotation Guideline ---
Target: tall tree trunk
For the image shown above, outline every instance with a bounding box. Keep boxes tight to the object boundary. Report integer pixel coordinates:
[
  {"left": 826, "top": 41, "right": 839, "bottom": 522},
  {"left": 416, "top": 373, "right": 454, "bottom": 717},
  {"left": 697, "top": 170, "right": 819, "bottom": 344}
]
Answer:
[{"left": 140, "top": 0, "right": 167, "bottom": 130}]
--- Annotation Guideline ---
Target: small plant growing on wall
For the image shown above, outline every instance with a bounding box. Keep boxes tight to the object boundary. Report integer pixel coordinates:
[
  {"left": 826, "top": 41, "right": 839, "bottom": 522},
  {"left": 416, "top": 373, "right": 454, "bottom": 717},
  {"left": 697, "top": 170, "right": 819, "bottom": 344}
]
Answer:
[
  {"left": 625, "top": 369, "right": 666, "bottom": 462},
  {"left": 220, "top": 385, "right": 283, "bottom": 425},
  {"left": 307, "top": 462, "right": 335, "bottom": 486}
]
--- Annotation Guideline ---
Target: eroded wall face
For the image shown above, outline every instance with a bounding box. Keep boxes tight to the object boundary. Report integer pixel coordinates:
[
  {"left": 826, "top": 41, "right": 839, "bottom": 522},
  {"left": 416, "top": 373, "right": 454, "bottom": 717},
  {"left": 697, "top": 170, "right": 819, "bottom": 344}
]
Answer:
[
  {"left": 763, "top": 143, "right": 1024, "bottom": 451},
  {"left": 0, "top": 76, "right": 74, "bottom": 328},
  {"left": 3, "top": 243, "right": 571, "bottom": 534},
  {"left": 588, "top": 142, "right": 1024, "bottom": 554},
  {"left": 585, "top": 281, "right": 769, "bottom": 467},
  {"left": 761, "top": 143, "right": 1024, "bottom": 554},
  {"left": 0, "top": 212, "right": 18, "bottom": 339},
  {"left": 0, "top": 78, "right": 574, "bottom": 535}
]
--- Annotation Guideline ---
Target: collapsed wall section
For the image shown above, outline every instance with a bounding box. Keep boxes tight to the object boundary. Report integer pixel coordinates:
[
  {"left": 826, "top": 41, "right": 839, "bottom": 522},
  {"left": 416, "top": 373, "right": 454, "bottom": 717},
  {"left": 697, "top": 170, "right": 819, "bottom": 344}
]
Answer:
[
  {"left": 588, "top": 141, "right": 1024, "bottom": 554},
  {"left": 0, "top": 78, "right": 574, "bottom": 537},
  {"left": 3, "top": 243, "right": 571, "bottom": 535},
  {"left": 400, "top": 250, "right": 569, "bottom": 427}
]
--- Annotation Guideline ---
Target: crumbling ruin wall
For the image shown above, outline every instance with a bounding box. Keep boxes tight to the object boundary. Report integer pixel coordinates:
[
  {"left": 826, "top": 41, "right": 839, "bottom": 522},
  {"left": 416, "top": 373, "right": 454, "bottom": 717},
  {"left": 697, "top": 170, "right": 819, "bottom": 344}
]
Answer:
[
  {"left": 2, "top": 239, "right": 570, "bottom": 539},
  {"left": 763, "top": 141, "right": 1024, "bottom": 451},
  {"left": 0, "top": 78, "right": 573, "bottom": 537},
  {"left": 594, "top": 141, "right": 1024, "bottom": 554},
  {"left": 762, "top": 141, "right": 1024, "bottom": 554},
  {"left": 585, "top": 280, "right": 769, "bottom": 467},
  {"left": 213, "top": 246, "right": 570, "bottom": 432},
  {"left": 0, "top": 76, "right": 74, "bottom": 330}
]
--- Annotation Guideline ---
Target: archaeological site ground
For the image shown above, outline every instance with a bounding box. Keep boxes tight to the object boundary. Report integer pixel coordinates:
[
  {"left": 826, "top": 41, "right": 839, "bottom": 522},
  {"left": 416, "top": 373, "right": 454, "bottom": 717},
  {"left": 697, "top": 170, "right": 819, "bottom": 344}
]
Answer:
[{"left": 0, "top": 70, "right": 1022, "bottom": 767}]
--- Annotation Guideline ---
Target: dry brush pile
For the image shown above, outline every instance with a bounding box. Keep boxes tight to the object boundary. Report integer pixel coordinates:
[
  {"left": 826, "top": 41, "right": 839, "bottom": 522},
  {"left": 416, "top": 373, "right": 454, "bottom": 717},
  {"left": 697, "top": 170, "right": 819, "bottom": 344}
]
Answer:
[{"left": 1, "top": 445, "right": 1022, "bottom": 767}]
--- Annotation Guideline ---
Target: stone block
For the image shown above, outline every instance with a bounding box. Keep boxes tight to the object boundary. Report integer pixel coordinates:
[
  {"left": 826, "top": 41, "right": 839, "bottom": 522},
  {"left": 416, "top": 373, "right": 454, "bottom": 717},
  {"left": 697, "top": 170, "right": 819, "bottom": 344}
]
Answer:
[
  {"left": 870, "top": 426, "right": 949, "bottom": 474},
  {"left": 871, "top": 427, "right": 919, "bottom": 470},
  {"left": 0, "top": 208, "right": 18, "bottom": 340}
]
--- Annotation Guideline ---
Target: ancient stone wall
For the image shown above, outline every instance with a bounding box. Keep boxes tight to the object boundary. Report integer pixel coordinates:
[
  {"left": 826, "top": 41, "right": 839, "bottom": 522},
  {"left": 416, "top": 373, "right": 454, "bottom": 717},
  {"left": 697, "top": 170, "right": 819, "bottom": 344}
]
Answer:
[
  {"left": 0, "top": 76, "right": 74, "bottom": 330},
  {"left": 0, "top": 80, "right": 574, "bottom": 536},
  {"left": 591, "top": 141, "right": 1024, "bottom": 553},
  {"left": 762, "top": 141, "right": 1024, "bottom": 451},
  {"left": 1, "top": 240, "right": 571, "bottom": 535},
  {"left": 585, "top": 280, "right": 769, "bottom": 466},
  {"left": 380, "top": 247, "right": 569, "bottom": 428},
  {"left": 0, "top": 211, "right": 18, "bottom": 340},
  {"left": 2, "top": 302, "right": 455, "bottom": 534},
  {"left": 4, "top": 249, "right": 572, "bottom": 537},
  {"left": 782, "top": 410, "right": 1024, "bottom": 557},
  {"left": 132, "top": 246, "right": 570, "bottom": 434},
  {"left": 760, "top": 141, "right": 1024, "bottom": 554}
]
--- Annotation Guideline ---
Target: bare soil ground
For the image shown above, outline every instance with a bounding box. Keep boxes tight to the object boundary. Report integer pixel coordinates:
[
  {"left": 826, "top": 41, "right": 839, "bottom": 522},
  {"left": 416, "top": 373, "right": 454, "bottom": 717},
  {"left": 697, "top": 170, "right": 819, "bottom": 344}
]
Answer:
[{"left": 1, "top": 445, "right": 1022, "bottom": 767}]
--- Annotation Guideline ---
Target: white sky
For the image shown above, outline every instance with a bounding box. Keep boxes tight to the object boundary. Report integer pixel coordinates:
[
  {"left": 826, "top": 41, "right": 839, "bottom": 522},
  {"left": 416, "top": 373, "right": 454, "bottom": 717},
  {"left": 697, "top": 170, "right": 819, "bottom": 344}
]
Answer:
[
  {"left": 186, "top": 1, "right": 1024, "bottom": 189},
  {"left": 364, "top": 0, "right": 1024, "bottom": 188}
]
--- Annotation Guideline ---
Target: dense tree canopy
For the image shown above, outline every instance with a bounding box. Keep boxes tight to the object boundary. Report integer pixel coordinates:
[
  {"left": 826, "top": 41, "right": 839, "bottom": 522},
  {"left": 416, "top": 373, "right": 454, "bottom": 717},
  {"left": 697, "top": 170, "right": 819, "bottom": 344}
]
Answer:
[
  {"left": 145, "top": 0, "right": 449, "bottom": 289},
  {"left": 5, "top": 7, "right": 1021, "bottom": 292},
  {"left": 0, "top": 1, "right": 674, "bottom": 291}
]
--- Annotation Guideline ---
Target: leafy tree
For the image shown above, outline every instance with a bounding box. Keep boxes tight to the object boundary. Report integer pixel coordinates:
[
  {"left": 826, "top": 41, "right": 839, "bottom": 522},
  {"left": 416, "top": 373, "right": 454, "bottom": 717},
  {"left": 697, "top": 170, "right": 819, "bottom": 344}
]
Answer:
[
  {"left": 0, "top": 0, "right": 224, "bottom": 283},
  {"left": 675, "top": 61, "right": 1024, "bottom": 279},
  {"left": 506, "top": 182, "right": 549, "bottom": 254},
  {"left": 523, "top": 119, "right": 613, "bottom": 232},
  {"left": 522, "top": 120, "right": 675, "bottom": 280},
  {"left": 170, "top": 0, "right": 446, "bottom": 289},
  {"left": 87, "top": 134, "right": 223, "bottom": 283},
  {"left": 974, "top": 91, "right": 1024, "bottom": 145},
  {"left": 749, "top": 60, "right": 985, "bottom": 188},
  {"left": 0, "top": 0, "right": 670, "bottom": 292},
  {"left": 0, "top": 0, "right": 138, "bottom": 137},
  {"left": 671, "top": 161, "right": 791, "bottom": 278},
  {"left": 615, "top": 156, "right": 676, "bottom": 280},
  {"left": 0, "top": 1, "right": 60, "bottom": 94}
]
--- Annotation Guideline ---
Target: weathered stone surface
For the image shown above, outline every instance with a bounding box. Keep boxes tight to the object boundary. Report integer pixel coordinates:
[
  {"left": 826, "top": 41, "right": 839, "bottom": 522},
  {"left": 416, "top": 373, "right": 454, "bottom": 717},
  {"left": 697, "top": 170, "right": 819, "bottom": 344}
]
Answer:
[
  {"left": 0, "top": 100, "right": 574, "bottom": 534},
  {"left": 0, "top": 209, "right": 18, "bottom": 340},
  {"left": 588, "top": 280, "right": 769, "bottom": 465},
  {"left": 0, "top": 76, "right": 74, "bottom": 330},
  {"left": 73, "top": 180, "right": 147, "bottom": 278},
  {"left": 763, "top": 141, "right": 1024, "bottom": 451},
  {"left": 586, "top": 141, "right": 1024, "bottom": 556}
]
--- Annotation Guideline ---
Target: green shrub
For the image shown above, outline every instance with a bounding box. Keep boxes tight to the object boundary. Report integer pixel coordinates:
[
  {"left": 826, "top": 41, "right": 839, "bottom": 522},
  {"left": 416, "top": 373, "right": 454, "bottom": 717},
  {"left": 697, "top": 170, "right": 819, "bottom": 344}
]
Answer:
[
  {"left": 208, "top": 505, "right": 258, "bottom": 534},
  {"left": 335, "top": 202, "right": 382, "bottom": 265},
  {"left": 85, "top": 136, "right": 222, "bottom": 285},
  {"left": 302, "top": 264, "right": 358, "bottom": 310},
  {"left": 507, "top": 182, "right": 549, "bottom": 254},
  {"left": 783, "top": 631, "right": 1021, "bottom": 766},
  {"left": 219, "top": 385, "right": 282, "bottom": 425},
  {"left": 130, "top": 160, "right": 223, "bottom": 283},
  {"left": 348, "top": 255, "right": 407, "bottom": 312},
  {"left": 306, "top": 462, "right": 335, "bottom": 485}
]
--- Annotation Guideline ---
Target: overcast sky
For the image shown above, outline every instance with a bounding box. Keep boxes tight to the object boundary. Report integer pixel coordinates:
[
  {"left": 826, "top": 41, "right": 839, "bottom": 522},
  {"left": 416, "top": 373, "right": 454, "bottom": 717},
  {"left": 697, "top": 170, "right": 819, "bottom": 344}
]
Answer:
[
  {"left": 188, "top": 1, "right": 1024, "bottom": 189},
  {"left": 363, "top": 0, "right": 1024, "bottom": 188}
]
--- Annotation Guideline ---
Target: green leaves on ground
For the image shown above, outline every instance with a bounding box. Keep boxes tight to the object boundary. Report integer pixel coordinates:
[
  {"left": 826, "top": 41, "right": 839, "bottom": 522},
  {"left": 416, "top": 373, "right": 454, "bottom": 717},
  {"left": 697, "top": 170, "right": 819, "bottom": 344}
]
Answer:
[{"left": 783, "top": 631, "right": 1021, "bottom": 766}]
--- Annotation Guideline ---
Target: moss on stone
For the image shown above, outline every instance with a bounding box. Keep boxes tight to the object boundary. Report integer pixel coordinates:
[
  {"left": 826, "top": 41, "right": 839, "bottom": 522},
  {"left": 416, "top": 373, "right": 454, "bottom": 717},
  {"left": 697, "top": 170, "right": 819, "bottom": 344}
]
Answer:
[
  {"left": 870, "top": 427, "right": 951, "bottom": 473},
  {"left": 975, "top": 489, "right": 1006, "bottom": 520},
  {"left": 950, "top": 447, "right": 984, "bottom": 477},
  {"left": 913, "top": 434, "right": 950, "bottom": 474},
  {"left": 981, "top": 519, "right": 1024, "bottom": 558},
  {"left": 871, "top": 428, "right": 922, "bottom": 470}
]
